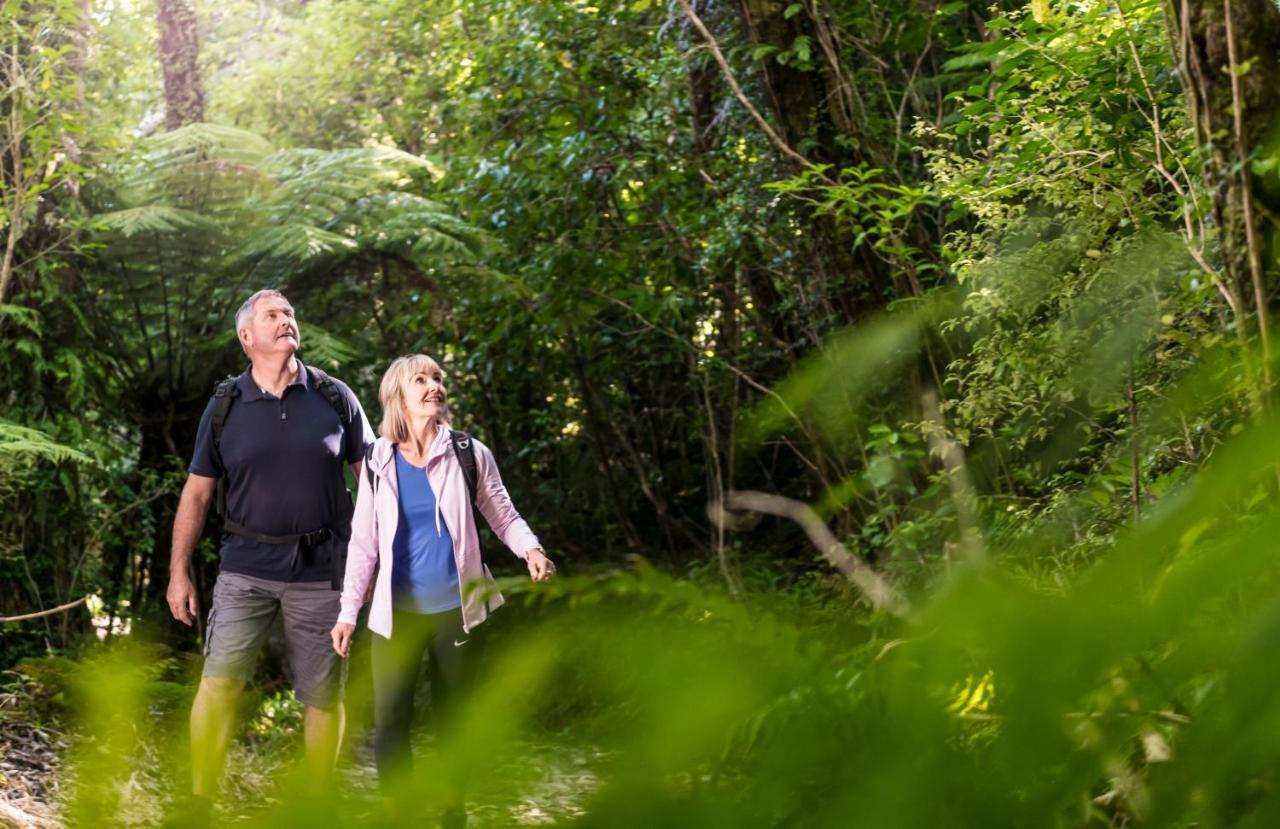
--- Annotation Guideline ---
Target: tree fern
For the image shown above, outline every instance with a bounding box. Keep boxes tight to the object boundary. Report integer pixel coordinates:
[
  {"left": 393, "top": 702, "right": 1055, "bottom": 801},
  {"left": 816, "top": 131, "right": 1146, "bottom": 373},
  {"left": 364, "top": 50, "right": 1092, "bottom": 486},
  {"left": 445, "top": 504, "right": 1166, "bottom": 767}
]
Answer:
[
  {"left": 84, "top": 123, "right": 495, "bottom": 400},
  {"left": 91, "top": 124, "right": 483, "bottom": 272}
]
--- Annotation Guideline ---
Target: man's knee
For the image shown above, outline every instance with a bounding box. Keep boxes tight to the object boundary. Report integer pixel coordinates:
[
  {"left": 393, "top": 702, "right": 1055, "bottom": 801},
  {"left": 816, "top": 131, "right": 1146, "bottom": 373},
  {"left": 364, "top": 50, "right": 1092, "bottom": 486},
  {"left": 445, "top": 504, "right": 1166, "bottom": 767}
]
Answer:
[{"left": 197, "top": 675, "right": 246, "bottom": 700}]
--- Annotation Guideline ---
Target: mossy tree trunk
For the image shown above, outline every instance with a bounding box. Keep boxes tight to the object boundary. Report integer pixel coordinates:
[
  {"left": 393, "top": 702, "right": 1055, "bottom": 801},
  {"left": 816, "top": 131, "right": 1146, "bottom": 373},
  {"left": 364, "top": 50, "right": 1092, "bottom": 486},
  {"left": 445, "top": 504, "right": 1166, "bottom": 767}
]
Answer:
[
  {"left": 1167, "top": 0, "right": 1280, "bottom": 353},
  {"left": 155, "top": 0, "right": 205, "bottom": 129}
]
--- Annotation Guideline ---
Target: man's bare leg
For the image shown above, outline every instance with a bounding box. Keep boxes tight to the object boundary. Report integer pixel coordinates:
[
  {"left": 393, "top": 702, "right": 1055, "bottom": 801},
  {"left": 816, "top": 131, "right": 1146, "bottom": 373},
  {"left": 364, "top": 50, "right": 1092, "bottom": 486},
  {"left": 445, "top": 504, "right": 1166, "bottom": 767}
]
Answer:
[
  {"left": 303, "top": 702, "right": 345, "bottom": 787},
  {"left": 191, "top": 675, "right": 245, "bottom": 798}
]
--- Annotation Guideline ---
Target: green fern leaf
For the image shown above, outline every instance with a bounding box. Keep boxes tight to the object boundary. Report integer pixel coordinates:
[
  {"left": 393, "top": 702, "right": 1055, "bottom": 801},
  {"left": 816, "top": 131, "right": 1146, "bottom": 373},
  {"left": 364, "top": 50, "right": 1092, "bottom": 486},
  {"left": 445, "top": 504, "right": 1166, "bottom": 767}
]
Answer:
[
  {"left": 90, "top": 205, "right": 218, "bottom": 237},
  {"left": 298, "top": 323, "right": 361, "bottom": 370},
  {"left": 241, "top": 224, "right": 358, "bottom": 261},
  {"left": 0, "top": 422, "right": 95, "bottom": 465}
]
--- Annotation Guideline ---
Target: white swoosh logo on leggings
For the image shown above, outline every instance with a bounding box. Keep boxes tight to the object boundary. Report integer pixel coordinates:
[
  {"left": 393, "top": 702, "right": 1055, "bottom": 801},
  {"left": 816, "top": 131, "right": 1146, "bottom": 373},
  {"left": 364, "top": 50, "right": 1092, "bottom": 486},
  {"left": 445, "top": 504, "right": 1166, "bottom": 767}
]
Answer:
[{"left": 453, "top": 639, "right": 469, "bottom": 647}]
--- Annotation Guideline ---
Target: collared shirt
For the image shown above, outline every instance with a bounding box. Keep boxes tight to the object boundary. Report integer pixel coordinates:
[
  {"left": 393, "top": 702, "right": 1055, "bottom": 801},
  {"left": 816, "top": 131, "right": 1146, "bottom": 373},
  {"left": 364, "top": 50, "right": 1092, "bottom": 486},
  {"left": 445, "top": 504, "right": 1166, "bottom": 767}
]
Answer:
[{"left": 189, "top": 360, "right": 371, "bottom": 582}]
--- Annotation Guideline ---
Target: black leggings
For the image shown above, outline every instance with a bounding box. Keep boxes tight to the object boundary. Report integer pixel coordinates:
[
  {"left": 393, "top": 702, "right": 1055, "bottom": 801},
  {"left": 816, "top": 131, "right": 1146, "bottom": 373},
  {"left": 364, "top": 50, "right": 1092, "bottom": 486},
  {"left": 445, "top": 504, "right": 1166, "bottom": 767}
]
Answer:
[{"left": 370, "top": 607, "right": 475, "bottom": 793}]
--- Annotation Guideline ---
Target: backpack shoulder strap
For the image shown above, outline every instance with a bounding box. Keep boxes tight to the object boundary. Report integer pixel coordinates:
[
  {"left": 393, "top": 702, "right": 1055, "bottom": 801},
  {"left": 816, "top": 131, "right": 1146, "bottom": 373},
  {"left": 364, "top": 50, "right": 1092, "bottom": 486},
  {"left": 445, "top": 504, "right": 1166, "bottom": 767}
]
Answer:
[
  {"left": 210, "top": 375, "right": 241, "bottom": 451},
  {"left": 450, "top": 430, "right": 479, "bottom": 509},
  {"left": 209, "top": 374, "right": 241, "bottom": 517},
  {"left": 365, "top": 443, "right": 377, "bottom": 492},
  {"left": 450, "top": 429, "right": 497, "bottom": 585},
  {"left": 306, "top": 365, "right": 351, "bottom": 427}
]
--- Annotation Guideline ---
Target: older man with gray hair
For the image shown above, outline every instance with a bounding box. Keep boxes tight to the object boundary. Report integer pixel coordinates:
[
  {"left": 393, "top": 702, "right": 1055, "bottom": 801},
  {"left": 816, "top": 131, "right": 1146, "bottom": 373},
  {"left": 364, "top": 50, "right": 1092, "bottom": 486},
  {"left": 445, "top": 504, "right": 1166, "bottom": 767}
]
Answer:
[{"left": 166, "top": 289, "right": 371, "bottom": 824}]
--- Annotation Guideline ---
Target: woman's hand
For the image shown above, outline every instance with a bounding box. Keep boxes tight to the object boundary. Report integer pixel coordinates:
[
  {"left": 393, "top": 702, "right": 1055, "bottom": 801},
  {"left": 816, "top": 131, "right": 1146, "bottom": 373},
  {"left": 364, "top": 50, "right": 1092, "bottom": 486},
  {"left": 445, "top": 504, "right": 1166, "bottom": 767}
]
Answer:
[
  {"left": 526, "top": 548, "right": 555, "bottom": 582},
  {"left": 331, "top": 622, "right": 356, "bottom": 657}
]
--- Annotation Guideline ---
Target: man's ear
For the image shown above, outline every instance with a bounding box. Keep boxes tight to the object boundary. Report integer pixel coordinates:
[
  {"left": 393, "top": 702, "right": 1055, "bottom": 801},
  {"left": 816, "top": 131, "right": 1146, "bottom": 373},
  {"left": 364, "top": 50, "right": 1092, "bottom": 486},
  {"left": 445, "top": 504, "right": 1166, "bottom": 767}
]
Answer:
[{"left": 238, "top": 328, "right": 252, "bottom": 350}]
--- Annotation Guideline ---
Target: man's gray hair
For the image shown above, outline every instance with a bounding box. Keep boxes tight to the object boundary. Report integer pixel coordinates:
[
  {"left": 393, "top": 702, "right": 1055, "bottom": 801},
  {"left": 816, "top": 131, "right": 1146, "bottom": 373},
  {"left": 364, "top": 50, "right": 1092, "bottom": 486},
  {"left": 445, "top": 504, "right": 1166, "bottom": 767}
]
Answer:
[{"left": 235, "top": 289, "right": 289, "bottom": 333}]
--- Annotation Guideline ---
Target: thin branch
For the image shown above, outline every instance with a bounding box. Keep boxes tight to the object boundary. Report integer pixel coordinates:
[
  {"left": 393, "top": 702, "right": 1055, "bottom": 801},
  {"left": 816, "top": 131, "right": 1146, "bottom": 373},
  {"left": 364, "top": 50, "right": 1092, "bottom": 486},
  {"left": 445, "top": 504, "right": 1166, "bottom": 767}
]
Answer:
[
  {"left": 676, "top": 0, "right": 835, "bottom": 184},
  {"left": 710, "top": 490, "right": 913, "bottom": 619},
  {"left": 921, "top": 390, "right": 986, "bottom": 565},
  {"left": 1115, "top": 1, "right": 1238, "bottom": 316},
  {"left": 1224, "top": 0, "right": 1271, "bottom": 387},
  {"left": 0, "top": 595, "right": 87, "bottom": 624},
  {"left": 591, "top": 288, "right": 820, "bottom": 454}
]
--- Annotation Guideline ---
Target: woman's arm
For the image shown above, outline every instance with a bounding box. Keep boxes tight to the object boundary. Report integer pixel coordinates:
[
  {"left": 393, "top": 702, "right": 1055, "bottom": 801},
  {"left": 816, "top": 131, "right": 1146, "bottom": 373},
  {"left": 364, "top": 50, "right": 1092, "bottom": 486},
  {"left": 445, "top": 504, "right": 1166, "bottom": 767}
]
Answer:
[
  {"left": 472, "top": 440, "right": 552, "bottom": 580},
  {"left": 337, "top": 454, "right": 379, "bottom": 625}
]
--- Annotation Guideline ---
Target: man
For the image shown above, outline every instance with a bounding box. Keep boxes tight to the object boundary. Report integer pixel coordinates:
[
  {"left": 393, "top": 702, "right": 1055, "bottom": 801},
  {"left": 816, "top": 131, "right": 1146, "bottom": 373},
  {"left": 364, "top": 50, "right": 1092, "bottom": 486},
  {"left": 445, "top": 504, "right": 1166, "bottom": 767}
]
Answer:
[{"left": 166, "top": 289, "right": 371, "bottom": 822}]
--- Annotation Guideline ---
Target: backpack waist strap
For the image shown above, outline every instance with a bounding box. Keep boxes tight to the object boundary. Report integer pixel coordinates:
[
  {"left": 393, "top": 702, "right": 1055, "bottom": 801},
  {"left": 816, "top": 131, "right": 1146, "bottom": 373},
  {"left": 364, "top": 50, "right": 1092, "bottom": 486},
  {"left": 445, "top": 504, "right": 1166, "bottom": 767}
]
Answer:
[{"left": 222, "top": 520, "right": 332, "bottom": 548}]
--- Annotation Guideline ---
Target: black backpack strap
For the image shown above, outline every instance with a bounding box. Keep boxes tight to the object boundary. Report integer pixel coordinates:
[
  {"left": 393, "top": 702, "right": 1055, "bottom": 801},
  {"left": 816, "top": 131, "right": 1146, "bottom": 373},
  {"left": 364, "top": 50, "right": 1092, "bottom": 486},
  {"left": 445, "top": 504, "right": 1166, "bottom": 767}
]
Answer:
[
  {"left": 306, "top": 366, "right": 352, "bottom": 429},
  {"left": 308, "top": 366, "right": 359, "bottom": 591},
  {"left": 450, "top": 430, "right": 496, "bottom": 582},
  {"left": 210, "top": 376, "right": 240, "bottom": 453},
  {"left": 450, "top": 430, "right": 479, "bottom": 510},
  {"left": 365, "top": 443, "right": 377, "bottom": 492},
  {"left": 210, "top": 375, "right": 241, "bottom": 516}
]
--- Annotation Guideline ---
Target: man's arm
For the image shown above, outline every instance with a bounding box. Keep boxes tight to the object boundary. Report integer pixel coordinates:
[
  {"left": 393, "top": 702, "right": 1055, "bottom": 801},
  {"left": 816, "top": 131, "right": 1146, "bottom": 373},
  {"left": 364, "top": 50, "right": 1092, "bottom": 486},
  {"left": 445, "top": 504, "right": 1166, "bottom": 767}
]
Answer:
[{"left": 167, "top": 473, "right": 217, "bottom": 626}]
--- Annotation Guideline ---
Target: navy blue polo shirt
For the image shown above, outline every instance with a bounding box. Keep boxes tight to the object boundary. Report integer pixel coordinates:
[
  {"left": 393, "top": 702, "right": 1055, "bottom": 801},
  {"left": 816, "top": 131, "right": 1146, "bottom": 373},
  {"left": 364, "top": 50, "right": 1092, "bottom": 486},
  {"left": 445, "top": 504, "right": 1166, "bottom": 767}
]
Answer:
[{"left": 189, "top": 361, "right": 371, "bottom": 582}]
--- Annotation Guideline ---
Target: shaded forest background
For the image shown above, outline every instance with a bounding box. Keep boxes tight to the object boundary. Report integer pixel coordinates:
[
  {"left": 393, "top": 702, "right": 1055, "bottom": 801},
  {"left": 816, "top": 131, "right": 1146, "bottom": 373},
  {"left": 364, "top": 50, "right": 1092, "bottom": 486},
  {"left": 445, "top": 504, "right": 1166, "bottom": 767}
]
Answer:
[{"left": 5, "top": 0, "right": 1280, "bottom": 825}]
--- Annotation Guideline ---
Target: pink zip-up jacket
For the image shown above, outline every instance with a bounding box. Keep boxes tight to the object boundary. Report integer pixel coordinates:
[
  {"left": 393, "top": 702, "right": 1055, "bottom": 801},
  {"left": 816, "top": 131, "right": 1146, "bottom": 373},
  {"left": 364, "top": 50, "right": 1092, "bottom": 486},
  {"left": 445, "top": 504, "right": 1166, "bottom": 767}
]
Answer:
[{"left": 337, "top": 430, "right": 541, "bottom": 636}]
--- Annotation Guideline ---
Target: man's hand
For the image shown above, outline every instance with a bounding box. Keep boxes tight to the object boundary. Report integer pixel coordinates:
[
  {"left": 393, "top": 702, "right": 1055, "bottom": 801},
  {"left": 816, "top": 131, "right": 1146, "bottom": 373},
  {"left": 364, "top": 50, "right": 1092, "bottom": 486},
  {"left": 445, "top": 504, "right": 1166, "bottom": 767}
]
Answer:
[
  {"left": 527, "top": 548, "right": 555, "bottom": 582},
  {"left": 168, "top": 574, "right": 199, "bottom": 626},
  {"left": 331, "top": 622, "right": 356, "bottom": 657},
  {"left": 168, "top": 473, "right": 215, "bottom": 628}
]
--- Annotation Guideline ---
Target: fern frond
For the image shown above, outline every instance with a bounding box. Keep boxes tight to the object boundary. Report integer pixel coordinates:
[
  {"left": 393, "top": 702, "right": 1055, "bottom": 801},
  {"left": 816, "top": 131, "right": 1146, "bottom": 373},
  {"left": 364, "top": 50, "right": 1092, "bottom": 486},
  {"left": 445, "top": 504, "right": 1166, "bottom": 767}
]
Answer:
[
  {"left": 334, "top": 192, "right": 495, "bottom": 262},
  {"left": 241, "top": 224, "right": 359, "bottom": 261},
  {"left": 112, "top": 125, "right": 278, "bottom": 215},
  {"left": 298, "top": 323, "right": 361, "bottom": 370},
  {"left": 90, "top": 205, "right": 219, "bottom": 237},
  {"left": 0, "top": 422, "right": 95, "bottom": 465},
  {"left": 263, "top": 147, "right": 434, "bottom": 226},
  {"left": 144, "top": 123, "right": 277, "bottom": 169},
  {"left": 0, "top": 304, "right": 43, "bottom": 335}
]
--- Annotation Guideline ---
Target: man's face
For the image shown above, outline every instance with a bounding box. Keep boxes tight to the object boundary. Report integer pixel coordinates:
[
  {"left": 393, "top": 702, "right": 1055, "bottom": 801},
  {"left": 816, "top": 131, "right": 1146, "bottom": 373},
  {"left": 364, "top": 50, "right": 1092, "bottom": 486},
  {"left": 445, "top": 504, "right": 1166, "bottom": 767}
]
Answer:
[{"left": 240, "top": 296, "right": 299, "bottom": 358}]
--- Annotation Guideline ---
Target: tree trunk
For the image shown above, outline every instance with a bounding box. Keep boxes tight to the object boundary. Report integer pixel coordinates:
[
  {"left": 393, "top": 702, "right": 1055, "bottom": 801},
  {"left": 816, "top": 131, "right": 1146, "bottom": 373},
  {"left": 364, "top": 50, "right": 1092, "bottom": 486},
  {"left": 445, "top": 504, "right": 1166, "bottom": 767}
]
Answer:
[
  {"left": 728, "top": 0, "right": 905, "bottom": 320},
  {"left": 733, "top": 0, "right": 853, "bottom": 168},
  {"left": 155, "top": 0, "right": 205, "bottom": 129},
  {"left": 1167, "top": 0, "right": 1280, "bottom": 346}
]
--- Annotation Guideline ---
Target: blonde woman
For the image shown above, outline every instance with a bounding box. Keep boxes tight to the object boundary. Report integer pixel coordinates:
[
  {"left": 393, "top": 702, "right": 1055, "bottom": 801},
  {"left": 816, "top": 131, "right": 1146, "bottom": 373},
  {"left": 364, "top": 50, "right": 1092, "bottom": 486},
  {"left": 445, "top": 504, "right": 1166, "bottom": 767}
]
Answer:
[{"left": 331, "top": 354, "right": 552, "bottom": 824}]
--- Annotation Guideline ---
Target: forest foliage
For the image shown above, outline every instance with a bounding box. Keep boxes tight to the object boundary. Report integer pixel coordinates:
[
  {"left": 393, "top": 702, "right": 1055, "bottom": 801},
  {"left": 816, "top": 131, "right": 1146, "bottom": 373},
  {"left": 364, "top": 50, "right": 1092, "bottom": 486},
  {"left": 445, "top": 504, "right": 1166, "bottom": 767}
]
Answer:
[{"left": 4, "top": 0, "right": 1280, "bottom": 825}]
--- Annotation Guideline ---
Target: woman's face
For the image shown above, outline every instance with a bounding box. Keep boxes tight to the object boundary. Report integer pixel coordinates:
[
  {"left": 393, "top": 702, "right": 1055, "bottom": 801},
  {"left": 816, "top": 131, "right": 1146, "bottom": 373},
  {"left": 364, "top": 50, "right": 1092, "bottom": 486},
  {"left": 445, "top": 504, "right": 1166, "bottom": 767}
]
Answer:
[{"left": 402, "top": 366, "right": 446, "bottom": 423}]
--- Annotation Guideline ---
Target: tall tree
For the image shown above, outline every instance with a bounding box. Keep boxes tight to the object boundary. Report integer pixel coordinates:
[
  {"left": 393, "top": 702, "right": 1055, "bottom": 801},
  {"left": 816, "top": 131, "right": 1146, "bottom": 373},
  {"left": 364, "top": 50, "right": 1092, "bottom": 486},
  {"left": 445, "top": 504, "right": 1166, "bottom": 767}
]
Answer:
[
  {"left": 1167, "top": 0, "right": 1280, "bottom": 359},
  {"left": 155, "top": 0, "right": 205, "bottom": 129},
  {"left": 0, "top": 1, "right": 82, "bottom": 305}
]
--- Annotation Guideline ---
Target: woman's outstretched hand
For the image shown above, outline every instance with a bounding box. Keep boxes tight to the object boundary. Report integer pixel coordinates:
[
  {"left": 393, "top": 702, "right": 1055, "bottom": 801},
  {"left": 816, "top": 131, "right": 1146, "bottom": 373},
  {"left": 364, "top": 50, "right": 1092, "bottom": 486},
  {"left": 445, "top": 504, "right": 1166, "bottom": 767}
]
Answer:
[
  {"left": 526, "top": 548, "right": 555, "bottom": 582},
  {"left": 331, "top": 622, "right": 356, "bottom": 656}
]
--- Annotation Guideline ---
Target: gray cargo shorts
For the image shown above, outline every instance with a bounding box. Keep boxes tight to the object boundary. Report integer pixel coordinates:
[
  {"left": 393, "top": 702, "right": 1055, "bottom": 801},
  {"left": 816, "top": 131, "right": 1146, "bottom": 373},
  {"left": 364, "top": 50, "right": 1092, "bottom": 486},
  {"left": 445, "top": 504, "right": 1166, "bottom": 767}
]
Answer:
[{"left": 203, "top": 572, "right": 344, "bottom": 709}]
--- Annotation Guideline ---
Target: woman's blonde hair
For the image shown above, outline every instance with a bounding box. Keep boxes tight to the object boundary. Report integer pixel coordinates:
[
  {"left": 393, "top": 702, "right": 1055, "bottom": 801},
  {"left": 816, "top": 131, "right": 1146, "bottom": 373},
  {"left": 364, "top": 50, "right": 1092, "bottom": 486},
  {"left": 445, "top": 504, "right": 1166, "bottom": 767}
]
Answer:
[{"left": 378, "top": 354, "right": 451, "bottom": 442}]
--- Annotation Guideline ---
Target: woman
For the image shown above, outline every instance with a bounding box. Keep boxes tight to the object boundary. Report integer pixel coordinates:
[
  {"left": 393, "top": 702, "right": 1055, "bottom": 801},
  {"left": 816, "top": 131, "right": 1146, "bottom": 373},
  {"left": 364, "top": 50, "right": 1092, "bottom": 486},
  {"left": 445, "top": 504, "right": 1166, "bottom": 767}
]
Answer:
[{"left": 331, "top": 354, "right": 553, "bottom": 823}]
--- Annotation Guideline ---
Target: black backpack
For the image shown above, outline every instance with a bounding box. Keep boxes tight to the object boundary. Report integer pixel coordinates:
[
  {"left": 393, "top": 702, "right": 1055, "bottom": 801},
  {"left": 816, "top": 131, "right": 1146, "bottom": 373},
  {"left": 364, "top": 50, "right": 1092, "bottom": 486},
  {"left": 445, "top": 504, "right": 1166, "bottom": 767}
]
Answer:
[{"left": 364, "top": 431, "right": 501, "bottom": 576}]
